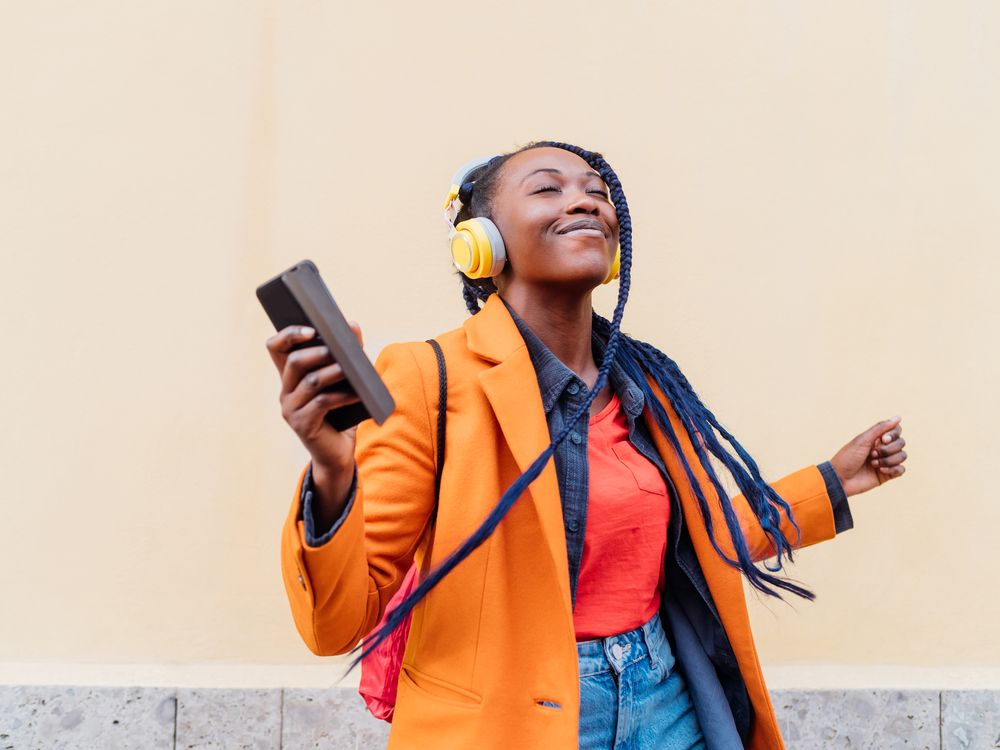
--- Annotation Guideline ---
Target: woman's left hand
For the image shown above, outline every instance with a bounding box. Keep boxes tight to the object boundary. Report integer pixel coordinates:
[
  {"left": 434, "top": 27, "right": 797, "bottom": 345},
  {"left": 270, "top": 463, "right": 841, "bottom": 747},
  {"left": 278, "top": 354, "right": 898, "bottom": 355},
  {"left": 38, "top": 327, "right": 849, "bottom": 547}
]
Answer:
[{"left": 828, "top": 416, "right": 907, "bottom": 497}]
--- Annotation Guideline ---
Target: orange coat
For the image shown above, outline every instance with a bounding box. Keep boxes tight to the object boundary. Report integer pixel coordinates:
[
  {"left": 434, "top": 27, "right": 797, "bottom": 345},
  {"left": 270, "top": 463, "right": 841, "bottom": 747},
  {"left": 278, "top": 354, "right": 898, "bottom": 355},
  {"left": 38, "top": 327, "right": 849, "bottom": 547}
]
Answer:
[{"left": 280, "top": 292, "right": 839, "bottom": 749}]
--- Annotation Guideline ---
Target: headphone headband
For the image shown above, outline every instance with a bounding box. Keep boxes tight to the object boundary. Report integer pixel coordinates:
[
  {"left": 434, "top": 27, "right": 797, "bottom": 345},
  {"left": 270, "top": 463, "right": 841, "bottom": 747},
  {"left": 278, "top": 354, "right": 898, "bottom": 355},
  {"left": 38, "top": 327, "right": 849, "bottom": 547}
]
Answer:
[{"left": 443, "top": 154, "right": 502, "bottom": 210}]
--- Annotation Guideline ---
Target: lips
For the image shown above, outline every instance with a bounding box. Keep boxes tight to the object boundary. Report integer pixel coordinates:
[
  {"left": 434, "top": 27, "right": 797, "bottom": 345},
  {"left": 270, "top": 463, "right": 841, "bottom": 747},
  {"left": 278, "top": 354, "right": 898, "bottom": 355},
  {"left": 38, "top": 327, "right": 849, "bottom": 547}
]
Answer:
[{"left": 557, "top": 218, "right": 608, "bottom": 236}]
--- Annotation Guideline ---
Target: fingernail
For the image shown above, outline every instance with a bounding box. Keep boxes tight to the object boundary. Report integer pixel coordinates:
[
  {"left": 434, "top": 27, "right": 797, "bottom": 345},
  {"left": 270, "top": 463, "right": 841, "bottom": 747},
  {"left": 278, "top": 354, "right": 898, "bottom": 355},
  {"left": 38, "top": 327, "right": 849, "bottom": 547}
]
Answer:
[
  {"left": 883, "top": 433, "right": 892, "bottom": 443},
  {"left": 301, "top": 326, "right": 315, "bottom": 337}
]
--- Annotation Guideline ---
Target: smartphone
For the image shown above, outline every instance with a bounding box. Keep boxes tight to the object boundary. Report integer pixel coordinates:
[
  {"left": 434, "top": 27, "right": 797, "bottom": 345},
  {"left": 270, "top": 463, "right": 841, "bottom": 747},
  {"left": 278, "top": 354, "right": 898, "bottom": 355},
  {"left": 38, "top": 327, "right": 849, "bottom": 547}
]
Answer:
[{"left": 256, "top": 260, "right": 395, "bottom": 430}]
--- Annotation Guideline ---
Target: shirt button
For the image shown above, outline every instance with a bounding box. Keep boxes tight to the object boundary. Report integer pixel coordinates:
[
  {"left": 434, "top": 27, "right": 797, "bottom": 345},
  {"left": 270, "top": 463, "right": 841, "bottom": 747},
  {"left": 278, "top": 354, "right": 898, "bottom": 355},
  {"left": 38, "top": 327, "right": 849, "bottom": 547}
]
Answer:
[
  {"left": 566, "top": 519, "right": 579, "bottom": 532},
  {"left": 570, "top": 432, "right": 583, "bottom": 445},
  {"left": 567, "top": 383, "right": 580, "bottom": 395}
]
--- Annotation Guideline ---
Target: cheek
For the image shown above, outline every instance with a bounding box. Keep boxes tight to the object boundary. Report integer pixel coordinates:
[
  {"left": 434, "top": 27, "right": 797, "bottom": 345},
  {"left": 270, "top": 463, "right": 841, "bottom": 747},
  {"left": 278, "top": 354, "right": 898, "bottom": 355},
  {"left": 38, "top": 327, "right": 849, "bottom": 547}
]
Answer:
[
  {"left": 604, "top": 206, "right": 620, "bottom": 233},
  {"left": 498, "top": 206, "right": 555, "bottom": 248},
  {"left": 520, "top": 204, "right": 557, "bottom": 234}
]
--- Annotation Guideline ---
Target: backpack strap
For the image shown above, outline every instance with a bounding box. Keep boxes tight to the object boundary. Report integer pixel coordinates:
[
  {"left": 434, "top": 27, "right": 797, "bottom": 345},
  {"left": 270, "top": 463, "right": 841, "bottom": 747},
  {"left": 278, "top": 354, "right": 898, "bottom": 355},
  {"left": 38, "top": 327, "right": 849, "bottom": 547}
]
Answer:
[{"left": 424, "top": 339, "right": 447, "bottom": 499}]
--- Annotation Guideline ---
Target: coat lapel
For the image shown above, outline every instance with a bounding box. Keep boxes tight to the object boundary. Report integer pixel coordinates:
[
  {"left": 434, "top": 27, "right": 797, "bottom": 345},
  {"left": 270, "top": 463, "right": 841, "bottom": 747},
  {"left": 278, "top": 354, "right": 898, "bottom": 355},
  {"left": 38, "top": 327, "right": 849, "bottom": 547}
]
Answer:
[{"left": 463, "top": 294, "right": 573, "bottom": 621}]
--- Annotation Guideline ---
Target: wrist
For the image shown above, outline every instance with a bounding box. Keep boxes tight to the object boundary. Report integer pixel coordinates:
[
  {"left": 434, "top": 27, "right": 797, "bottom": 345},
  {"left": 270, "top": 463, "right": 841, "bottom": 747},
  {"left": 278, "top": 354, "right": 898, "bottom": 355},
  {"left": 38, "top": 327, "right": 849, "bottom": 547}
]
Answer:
[
  {"left": 312, "top": 461, "right": 354, "bottom": 488},
  {"left": 312, "top": 457, "right": 356, "bottom": 510},
  {"left": 312, "top": 452, "right": 354, "bottom": 481},
  {"left": 825, "top": 457, "right": 838, "bottom": 479},
  {"left": 826, "top": 458, "right": 850, "bottom": 496}
]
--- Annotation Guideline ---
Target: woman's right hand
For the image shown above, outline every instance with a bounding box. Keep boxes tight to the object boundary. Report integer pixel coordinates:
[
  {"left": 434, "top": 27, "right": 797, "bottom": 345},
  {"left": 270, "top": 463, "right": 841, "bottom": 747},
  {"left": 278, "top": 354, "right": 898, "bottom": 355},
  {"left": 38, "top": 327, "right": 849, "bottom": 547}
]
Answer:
[{"left": 265, "top": 323, "right": 364, "bottom": 477}]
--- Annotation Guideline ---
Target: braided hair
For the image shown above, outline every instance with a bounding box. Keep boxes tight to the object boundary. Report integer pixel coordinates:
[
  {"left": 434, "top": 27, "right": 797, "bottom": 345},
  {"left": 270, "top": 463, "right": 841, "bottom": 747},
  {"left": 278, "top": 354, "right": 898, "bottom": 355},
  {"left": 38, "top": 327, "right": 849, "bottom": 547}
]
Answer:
[{"left": 345, "top": 140, "right": 813, "bottom": 674}]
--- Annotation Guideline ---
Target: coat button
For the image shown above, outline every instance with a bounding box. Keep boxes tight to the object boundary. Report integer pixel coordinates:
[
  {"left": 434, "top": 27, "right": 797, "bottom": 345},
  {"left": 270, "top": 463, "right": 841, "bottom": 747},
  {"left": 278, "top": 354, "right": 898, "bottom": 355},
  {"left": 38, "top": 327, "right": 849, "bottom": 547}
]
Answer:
[
  {"left": 567, "top": 383, "right": 580, "bottom": 395},
  {"left": 566, "top": 519, "right": 579, "bottom": 532},
  {"left": 570, "top": 432, "right": 583, "bottom": 445}
]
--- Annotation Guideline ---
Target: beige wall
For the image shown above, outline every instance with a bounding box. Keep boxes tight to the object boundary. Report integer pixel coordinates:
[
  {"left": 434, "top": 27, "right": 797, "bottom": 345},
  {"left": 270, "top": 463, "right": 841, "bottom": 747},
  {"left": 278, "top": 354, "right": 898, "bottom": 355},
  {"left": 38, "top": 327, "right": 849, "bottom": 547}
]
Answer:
[{"left": 1, "top": 1, "right": 996, "bottom": 687}]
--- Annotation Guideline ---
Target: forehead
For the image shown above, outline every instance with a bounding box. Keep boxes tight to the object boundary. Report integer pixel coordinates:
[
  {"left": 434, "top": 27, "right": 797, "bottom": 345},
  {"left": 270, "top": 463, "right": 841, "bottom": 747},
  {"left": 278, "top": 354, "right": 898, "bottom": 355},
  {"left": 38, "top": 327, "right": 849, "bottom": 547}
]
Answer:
[{"left": 501, "top": 147, "right": 602, "bottom": 184}]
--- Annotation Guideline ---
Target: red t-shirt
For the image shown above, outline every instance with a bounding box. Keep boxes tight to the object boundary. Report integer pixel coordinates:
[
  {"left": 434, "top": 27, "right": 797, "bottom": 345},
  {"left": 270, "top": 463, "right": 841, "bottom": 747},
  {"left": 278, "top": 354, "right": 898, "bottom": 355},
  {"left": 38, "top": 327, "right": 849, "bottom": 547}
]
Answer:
[{"left": 573, "top": 391, "right": 671, "bottom": 640}]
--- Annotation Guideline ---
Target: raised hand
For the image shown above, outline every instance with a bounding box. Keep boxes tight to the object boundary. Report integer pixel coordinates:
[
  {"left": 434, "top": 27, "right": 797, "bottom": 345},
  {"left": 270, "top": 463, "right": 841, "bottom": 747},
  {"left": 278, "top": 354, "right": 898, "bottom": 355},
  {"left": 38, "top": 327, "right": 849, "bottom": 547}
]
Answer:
[
  {"left": 266, "top": 321, "right": 364, "bottom": 480},
  {"left": 829, "top": 416, "right": 907, "bottom": 497}
]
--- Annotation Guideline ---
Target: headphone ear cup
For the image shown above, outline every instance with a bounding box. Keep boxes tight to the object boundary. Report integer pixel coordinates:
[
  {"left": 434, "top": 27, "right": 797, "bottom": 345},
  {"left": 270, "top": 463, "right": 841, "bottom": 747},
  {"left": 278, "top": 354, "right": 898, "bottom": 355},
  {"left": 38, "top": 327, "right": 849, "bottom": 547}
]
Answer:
[
  {"left": 602, "top": 245, "right": 621, "bottom": 285},
  {"left": 450, "top": 217, "right": 507, "bottom": 279}
]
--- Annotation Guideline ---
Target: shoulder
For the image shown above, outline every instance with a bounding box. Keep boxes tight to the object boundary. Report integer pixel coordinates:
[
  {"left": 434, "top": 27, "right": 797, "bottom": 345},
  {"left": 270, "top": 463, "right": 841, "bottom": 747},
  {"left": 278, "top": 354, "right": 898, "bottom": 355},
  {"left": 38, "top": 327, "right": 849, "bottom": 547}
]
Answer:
[
  {"left": 370, "top": 322, "right": 481, "bottom": 398},
  {"left": 381, "top": 322, "right": 482, "bottom": 372}
]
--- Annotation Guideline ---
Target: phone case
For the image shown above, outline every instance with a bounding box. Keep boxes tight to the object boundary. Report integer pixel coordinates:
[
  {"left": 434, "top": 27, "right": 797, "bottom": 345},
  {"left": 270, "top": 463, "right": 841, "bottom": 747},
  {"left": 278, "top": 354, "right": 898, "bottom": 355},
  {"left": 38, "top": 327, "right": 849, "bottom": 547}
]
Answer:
[{"left": 256, "top": 260, "right": 395, "bottom": 430}]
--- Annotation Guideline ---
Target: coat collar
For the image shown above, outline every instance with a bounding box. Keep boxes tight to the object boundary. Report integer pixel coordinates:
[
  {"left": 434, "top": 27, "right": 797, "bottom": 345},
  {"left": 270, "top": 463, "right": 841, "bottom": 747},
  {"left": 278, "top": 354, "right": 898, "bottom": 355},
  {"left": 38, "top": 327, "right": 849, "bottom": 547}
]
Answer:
[
  {"left": 464, "top": 293, "right": 643, "bottom": 413},
  {"left": 498, "top": 296, "right": 645, "bottom": 420},
  {"left": 462, "top": 292, "right": 526, "bottom": 364}
]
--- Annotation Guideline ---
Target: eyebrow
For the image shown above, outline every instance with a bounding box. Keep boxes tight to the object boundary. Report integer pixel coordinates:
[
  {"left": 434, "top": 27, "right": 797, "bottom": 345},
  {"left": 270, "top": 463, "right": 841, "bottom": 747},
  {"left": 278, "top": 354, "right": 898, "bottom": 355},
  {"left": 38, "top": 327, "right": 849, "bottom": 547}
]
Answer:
[{"left": 520, "top": 167, "right": 604, "bottom": 185}]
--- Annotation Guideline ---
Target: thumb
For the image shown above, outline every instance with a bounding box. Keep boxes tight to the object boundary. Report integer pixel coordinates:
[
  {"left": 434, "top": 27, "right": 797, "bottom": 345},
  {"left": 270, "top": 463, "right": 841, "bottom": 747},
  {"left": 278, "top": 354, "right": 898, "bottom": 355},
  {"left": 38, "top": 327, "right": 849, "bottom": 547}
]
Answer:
[
  {"left": 348, "top": 320, "right": 364, "bottom": 348},
  {"left": 859, "top": 415, "right": 902, "bottom": 444}
]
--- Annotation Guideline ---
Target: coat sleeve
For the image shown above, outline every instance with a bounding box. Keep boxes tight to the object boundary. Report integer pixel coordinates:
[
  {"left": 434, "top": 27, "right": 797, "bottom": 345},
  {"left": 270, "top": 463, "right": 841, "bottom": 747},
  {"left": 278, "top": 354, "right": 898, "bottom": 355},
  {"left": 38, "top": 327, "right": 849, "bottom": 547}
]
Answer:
[
  {"left": 817, "top": 459, "right": 854, "bottom": 533},
  {"left": 730, "top": 463, "right": 843, "bottom": 564},
  {"left": 279, "top": 342, "right": 438, "bottom": 656}
]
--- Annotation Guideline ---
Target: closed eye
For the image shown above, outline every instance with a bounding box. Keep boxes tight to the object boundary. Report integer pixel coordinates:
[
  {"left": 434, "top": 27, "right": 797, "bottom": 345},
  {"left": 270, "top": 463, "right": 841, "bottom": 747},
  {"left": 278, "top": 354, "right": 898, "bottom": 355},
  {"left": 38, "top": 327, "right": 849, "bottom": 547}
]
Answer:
[{"left": 532, "top": 185, "right": 609, "bottom": 199}]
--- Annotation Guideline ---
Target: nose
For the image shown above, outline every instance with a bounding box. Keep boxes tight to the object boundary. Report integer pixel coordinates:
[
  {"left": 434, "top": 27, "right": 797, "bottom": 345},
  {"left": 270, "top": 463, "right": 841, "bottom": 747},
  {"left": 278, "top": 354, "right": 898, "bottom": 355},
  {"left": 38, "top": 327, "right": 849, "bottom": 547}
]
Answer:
[{"left": 565, "top": 189, "right": 600, "bottom": 215}]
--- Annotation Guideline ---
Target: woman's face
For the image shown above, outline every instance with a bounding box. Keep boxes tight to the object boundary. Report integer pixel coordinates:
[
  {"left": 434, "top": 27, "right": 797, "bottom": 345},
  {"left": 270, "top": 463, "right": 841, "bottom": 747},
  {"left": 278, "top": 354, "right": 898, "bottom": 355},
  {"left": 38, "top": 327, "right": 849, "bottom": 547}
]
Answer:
[{"left": 489, "top": 147, "right": 619, "bottom": 292}]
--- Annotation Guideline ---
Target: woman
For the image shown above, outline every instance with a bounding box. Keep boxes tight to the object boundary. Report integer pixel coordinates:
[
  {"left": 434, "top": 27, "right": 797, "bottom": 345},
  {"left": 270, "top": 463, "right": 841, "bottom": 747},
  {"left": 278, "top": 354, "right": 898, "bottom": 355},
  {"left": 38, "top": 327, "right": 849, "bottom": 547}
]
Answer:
[{"left": 266, "top": 141, "right": 907, "bottom": 749}]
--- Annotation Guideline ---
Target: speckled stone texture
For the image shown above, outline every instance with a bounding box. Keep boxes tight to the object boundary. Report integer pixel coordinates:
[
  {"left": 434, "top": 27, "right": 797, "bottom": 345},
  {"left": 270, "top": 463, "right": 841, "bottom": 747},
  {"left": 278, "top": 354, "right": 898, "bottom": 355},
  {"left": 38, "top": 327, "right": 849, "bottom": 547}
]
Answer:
[
  {"left": 0, "top": 685, "right": 176, "bottom": 749},
  {"left": 281, "top": 688, "right": 390, "bottom": 749},
  {"left": 771, "top": 689, "right": 940, "bottom": 749},
  {"left": 175, "top": 688, "right": 281, "bottom": 750},
  {"left": 7, "top": 684, "right": 1000, "bottom": 749},
  {"left": 942, "top": 690, "right": 1000, "bottom": 749}
]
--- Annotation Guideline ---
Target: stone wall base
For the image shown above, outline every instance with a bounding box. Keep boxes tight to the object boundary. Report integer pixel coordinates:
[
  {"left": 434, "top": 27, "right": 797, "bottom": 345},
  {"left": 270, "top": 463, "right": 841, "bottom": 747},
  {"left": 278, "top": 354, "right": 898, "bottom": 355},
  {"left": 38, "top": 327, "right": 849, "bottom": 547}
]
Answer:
[{"left": 1, "top": 685, "right": 997, "bottom": 748}]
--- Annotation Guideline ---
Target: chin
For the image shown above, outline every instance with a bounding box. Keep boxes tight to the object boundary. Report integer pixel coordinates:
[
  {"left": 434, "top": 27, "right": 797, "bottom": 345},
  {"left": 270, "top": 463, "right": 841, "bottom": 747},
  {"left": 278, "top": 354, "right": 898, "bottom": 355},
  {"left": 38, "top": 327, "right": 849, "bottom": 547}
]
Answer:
[{"left": 541, "top": 269, "right": 607, "bottom": 291}]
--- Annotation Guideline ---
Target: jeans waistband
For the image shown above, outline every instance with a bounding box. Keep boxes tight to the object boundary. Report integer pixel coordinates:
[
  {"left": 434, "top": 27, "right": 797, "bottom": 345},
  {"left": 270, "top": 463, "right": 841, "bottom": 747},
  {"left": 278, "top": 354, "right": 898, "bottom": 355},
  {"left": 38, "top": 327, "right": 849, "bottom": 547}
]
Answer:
[{"left": 576, "top": 610, "right": 667, "bottom": 676}]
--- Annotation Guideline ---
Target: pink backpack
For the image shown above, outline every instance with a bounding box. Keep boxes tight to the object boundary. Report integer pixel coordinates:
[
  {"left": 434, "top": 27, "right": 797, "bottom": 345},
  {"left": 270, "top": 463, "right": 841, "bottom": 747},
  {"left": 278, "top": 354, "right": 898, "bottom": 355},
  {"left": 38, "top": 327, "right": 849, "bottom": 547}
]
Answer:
[{"left": 359, "top": 339, "right": 446, "bottom": 722}]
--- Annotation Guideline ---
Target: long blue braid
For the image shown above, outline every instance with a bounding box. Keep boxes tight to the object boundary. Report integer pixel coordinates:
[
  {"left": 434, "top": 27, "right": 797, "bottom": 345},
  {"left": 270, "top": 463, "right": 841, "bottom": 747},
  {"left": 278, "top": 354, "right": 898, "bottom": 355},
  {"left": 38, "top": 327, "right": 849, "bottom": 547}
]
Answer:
[{"left": 344, "top": 140, "right": 812, "bottom": 676}]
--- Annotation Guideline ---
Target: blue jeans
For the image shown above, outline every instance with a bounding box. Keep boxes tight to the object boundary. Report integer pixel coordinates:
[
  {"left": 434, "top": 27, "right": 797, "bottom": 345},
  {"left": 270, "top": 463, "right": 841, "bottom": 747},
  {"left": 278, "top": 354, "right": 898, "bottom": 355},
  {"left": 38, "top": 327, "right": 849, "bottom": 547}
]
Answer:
[{"left": 577, "top": 610, "right": 707, "bottom": 750}]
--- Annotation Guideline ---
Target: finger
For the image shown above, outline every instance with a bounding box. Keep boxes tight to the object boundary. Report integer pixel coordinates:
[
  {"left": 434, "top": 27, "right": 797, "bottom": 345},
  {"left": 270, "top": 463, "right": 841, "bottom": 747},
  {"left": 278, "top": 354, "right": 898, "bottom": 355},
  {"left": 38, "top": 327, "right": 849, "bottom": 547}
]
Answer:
[
  {"left": 872, "top": 450, "right": 907, "bottom": 468},
  {"left": 348, "top": 320, "right": 364, "bottom": 348},
  {"left": 290, "top": 383, "right": 363, "bottom": 432},
  {"left": 286, "top": 360, "right": 358, "bottom": 413},
  {"left": 871, "top": 436, "right": 906, "bottom": 458},
  {"left": 303, "top": 385, "right": 362, "bottom": 417},
  {"left": 860, "top": 415, "right": 902, "bottom": 444},
  {"left": 280, "top": 345, "right": 335, "bottom": 396},
  {"left": 879, "top": 464, "right": 906, "bottom": 477},
  {"left": 266, "top": 325, "right": 318, "bottom": 373},
  {"left": 878, "top": 425, "right": 903, "bottom": 445}
]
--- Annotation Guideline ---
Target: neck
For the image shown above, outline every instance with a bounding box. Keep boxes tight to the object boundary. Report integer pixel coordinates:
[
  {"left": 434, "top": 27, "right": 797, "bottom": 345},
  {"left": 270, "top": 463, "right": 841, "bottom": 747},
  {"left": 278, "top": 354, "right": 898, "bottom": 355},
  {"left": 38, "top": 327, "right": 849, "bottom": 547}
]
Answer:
[{"left": 498, "top": 286, "right": 599, "bottom": 387}]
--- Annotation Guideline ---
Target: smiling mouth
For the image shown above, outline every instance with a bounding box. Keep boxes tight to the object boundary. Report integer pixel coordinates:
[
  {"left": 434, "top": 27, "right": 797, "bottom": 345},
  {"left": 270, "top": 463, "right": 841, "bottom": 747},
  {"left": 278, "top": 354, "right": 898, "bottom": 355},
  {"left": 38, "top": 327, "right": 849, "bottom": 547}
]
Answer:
[{"left": 557, "top": 219, "right": 608, "bottom": 237}]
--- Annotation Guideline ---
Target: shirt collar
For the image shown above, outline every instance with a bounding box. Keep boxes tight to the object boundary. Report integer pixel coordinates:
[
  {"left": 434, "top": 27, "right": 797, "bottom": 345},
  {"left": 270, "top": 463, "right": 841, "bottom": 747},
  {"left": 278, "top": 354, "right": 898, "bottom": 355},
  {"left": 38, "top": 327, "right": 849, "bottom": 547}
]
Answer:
[{"left": 499, "top": 295, "right": 645, "bottom": 418}]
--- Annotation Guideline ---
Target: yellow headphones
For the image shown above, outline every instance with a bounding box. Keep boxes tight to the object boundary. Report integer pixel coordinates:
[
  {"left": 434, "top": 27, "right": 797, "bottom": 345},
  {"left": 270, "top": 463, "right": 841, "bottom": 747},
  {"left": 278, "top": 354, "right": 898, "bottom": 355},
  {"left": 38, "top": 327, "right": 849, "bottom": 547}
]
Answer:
[{"left": 444, "top": 155, "right": 620, "bottom": 284}]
